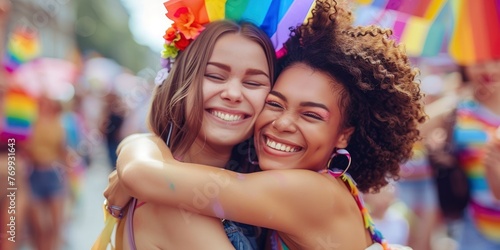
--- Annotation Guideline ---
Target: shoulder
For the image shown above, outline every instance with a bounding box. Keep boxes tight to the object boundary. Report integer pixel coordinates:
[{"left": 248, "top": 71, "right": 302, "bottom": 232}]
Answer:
[{"left": 259, "top": 170, "right": 352, "bottom": 227}]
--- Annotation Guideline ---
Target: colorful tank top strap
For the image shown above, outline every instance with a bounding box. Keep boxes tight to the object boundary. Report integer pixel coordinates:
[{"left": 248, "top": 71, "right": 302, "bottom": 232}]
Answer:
[
  {"left": 126, "top": 198, "right": 138, "bottom": 250},
  {"left": 322, "top": 170, "right": 389, "bottom": 250},
  {"left": 270, "top": 230, "right": 290, "bottom": 250}
]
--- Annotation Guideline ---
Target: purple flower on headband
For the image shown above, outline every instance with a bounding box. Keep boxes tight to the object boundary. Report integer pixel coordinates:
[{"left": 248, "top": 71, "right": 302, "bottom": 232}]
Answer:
[
  {"left": 155, "top": 68, "right": 170, "bottom": 86},
  {"left": 160, "top": 57, "right": 171, "bottom": 69}
]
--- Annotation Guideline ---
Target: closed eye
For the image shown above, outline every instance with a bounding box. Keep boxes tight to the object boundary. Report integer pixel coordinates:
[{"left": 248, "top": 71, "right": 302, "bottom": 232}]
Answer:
[
  {"left": 303, "top": 112, "right": 324, "bottom": 121},
  {"left": 244, "top": 81, "right": 265, "bottom": 87},
  {"left": 205, "top": 74, "right": 225, "bottom": 81},
  {"left": 265, "top": 101, "right": 284, "bottom": 109}
]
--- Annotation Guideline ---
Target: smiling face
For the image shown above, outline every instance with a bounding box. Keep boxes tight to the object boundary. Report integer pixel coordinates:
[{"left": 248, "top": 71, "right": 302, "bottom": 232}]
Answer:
[
  {"left": 190, "top": 33, "right": 272, "bottom": 150},
  {"left": 464, "top": 60, "right": 500, "bottom": 100},
  {"left": 254, "top": 63, "right": 354, "bottom": 171}
]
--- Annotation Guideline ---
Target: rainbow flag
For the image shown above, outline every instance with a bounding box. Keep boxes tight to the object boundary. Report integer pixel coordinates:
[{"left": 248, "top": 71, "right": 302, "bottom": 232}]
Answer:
[
  {"left": 355, "top": 0, "right": 500, "bottom": 64},
  {"left": 2, "top": 27, "right": 40, "bottom": 73},
  {"left": 163, "top": 0, "right": 316, "bottom": 52},
  {"left": 354, "top": 0, "right": 453, "bottom": 58},
  {"left": 0, "top": 88, "right": 37, "bottom": 141},
  {"left": 355, "top": 0, "right": 448, "bottom": 20},
  {"left": 448, "top": 0, "right": 500, "bottom": 64}
]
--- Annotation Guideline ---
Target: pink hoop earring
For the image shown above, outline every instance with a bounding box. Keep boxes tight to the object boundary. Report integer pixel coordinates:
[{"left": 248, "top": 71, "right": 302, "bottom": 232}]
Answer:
[{"left": 327, "top": 148, "right": 351, "bottom": 176}]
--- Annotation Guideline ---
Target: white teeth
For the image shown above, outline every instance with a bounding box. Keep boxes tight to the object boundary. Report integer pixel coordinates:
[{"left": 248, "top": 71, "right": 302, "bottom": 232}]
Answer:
[
  {"left": 211, "top": 111, "right": 243, "bottom": 121},
  {"left": 266, "top": 138, "right": 299, "bottom": 152}
]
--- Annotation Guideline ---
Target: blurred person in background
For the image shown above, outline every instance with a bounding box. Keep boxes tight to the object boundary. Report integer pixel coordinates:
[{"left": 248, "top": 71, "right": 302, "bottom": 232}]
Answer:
[
  {"left": 421, "top": 59, "right": 500, "bottom": 249},
  {"left": 1, "top": 1, "right": 29, "bottom": 249},
  {"left": 61, "top": 95, "right": 88, "bottom": 208},
  {"left": 25, "top": 95, "right": 72, "bottom": 250},
  {"left": 397, "top": 71, "right": 463, "bottom": 250},
  {"left": 364, "top": 183, "right": 410, "bottom": 246},
  {"left": 397, "top": 142, "right": 439, "bottom": 250},
  {"left": 100, "top": 92, "right": 127, "bottom": 169}
]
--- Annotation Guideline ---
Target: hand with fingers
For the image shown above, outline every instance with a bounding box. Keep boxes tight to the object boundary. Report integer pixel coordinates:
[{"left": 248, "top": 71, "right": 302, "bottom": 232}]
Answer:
[{"left": 103, "top": 170, "right": 132, "bottom": 218}]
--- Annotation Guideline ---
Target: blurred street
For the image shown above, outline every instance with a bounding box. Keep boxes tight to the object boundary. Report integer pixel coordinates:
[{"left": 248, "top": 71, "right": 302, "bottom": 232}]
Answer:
[
  {"left": 15, "top": 143, "right": 112, "bottom": 250},
  {"left": 64, "top": 144, "right": 110, "bottom": 250}
]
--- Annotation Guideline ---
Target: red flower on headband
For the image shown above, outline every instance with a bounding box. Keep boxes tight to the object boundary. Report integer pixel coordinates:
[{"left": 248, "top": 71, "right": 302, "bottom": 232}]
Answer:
[
  {"left": 163, "top": 27, "right": 177, "bottom": 42},
  {"left": 174, "top": 33, "right": 190, "bottom": 50}
]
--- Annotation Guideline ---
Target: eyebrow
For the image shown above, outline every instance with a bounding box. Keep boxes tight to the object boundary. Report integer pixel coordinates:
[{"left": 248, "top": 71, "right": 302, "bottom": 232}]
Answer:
[
  {"left": 207, "top": 62, "right": 269, "bottom": 78},
  {"left": 269, "top": 91, "right": 330, "bottom": 112}
]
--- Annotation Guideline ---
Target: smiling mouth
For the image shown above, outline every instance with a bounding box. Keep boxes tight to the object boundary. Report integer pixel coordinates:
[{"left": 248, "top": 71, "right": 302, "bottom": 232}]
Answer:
[
  {"left": 265, "top": 136, "right": 302, "bottom": 152},
  {"left": 210, "top": 110, "right": 246, "bottom": 122}
]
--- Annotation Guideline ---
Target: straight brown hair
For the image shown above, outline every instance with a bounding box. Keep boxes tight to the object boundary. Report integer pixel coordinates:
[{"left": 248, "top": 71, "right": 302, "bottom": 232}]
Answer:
[{"left": 148, "top": 20, "right": 276, "bottom": 157}]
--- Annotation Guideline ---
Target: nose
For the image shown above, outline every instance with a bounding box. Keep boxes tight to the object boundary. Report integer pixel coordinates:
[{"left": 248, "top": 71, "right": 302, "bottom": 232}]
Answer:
[
  {"left": 272, "top": 112, "right": 297, "bottom": 133},
  {"left": 220, "top": 79, "right": 243, "bottom": 103}
]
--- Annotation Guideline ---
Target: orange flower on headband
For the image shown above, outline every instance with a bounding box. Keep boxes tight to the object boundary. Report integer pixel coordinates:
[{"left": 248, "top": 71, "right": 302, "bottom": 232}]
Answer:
[
  {"left": 161, "top": 1, "right": 206, "bottom": 66},
  {"left": 170, "top": 7, "right": 204, "bottom": 40},
  {"left": 161, "top": 0, "right": 209, "bottom": 71}
]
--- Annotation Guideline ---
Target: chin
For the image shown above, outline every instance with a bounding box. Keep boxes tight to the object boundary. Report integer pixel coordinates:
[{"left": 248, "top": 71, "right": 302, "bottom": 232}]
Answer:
[{"left": 258, "top": 157, "right": 292, "bottom": 171}]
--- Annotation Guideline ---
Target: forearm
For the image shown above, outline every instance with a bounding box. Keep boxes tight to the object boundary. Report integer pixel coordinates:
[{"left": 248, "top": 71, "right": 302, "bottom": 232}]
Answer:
[
  {"left": 485, "top": 166, "right": 500, "bottom": 200},
  {"left": 484, "top": 129, "right": 500, "bottom": 200},
  {"left": 115, "top": 134, "right": 235, "bottom": 213},
  {"left": 119, "top": 158, "right": 237, "bottom": 216}
]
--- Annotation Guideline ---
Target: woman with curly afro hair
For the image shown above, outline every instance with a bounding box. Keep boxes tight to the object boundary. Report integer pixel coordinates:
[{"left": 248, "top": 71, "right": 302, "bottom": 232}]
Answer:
[{"left": 106, "top": 0, "right": 425, "bottom": 249}]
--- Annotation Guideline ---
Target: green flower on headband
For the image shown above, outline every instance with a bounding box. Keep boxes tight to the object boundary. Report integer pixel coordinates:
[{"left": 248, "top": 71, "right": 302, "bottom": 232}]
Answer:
[{"left": 162, "top": 43, "right": 179, "bottom": 59}]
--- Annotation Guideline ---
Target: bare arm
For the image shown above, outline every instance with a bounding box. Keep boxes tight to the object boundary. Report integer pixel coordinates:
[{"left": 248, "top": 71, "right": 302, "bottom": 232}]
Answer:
[
  {"left": 484, "top": 128, "right": 500, "bottom": 200},
  {"left": 116, "top": 134, "right": 335, "bottom": 234}
]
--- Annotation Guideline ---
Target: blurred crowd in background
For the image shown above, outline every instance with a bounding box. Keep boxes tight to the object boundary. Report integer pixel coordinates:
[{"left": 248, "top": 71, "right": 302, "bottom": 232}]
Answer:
[{"left": 0, "top": 0, "right": 499, "bottom": 250}]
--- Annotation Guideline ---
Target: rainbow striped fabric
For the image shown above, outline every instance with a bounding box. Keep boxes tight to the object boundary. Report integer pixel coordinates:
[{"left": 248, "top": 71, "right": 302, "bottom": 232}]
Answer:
[
  {"left": 354, "top": 0, "right": 453, "bottom": 57},
  {"left": 448, "top": 0, "right": 500, "bottom": 64},
  {"left": 355, "top": 0, "right": 500, "bottom": 63},
  {"left": 2, "top": 27, "right": 40, "bottom": 73},
  {"left": 454, "top": 99, "right": 500, "bottom": 241},
  {"left": 0, "top": 88, "right": 37, "bottom": 141},
  {"left": 164, "top": 0, "right": 315, "bottom": 53}
]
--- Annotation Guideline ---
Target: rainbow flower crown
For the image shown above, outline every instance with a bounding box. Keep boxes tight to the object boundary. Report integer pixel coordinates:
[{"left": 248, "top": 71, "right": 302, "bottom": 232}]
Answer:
[{"left": 159, "top": 0, "right": 316, "bottom": 73}]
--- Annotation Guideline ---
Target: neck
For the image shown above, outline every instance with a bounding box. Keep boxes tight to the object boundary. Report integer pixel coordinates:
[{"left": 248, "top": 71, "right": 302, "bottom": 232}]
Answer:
[{"left": 181, "top": 139, "right": 233, "bottom": 168}]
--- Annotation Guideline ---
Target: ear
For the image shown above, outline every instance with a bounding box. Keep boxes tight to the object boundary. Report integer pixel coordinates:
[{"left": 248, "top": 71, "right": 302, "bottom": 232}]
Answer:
[{"left": 335, "top": 127, "right": 355, "bottom": 149}]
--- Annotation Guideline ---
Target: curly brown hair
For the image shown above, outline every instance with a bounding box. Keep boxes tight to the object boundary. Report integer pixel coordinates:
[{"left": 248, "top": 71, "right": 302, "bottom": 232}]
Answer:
[{"left": 277, "top": 0, "right": 427, "bottom": 192}]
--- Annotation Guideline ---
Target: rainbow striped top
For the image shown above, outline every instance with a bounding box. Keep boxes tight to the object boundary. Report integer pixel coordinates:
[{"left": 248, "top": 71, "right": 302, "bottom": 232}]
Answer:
[{"left": 454, "top": 99, "right": 500, "bottom": 241}]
